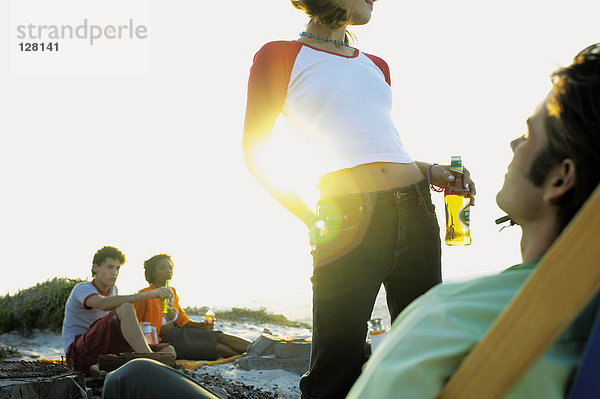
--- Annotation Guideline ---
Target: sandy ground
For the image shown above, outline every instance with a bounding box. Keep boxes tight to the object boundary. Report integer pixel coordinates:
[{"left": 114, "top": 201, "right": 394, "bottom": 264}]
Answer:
[{"left": 0, "top": 318, "right": 310, "bottom": 398}]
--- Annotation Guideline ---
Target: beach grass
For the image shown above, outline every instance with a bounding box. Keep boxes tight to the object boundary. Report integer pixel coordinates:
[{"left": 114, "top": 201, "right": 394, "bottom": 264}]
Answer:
[
  {"left": 0, "top": 279, "right": 311, "bottom": 339},
  {"left": 0, "top": 277, "right": 84, "bottom": 336}
]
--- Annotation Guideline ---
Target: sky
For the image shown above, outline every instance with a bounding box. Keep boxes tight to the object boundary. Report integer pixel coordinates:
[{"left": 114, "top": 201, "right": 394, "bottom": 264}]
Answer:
[{"left": 1, "top": 0, "right": 598, "bottom": 319}]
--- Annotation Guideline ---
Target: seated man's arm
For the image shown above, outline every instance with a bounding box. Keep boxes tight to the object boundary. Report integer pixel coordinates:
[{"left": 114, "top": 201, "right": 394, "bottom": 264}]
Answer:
[{"left": 86, "top": 288, "right": 172, "bottom": 311}]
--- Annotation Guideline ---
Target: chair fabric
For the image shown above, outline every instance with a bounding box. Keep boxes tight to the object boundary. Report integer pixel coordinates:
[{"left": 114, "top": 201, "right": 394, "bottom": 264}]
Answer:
[{"left": 568, "top": 304, "right": 600, "bottom": 399}]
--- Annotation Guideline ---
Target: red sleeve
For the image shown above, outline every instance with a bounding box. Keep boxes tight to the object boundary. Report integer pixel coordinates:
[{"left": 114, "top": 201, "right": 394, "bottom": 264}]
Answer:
[
  {"left": 364, "top": 53, "right": 391, "bottom": 86},
  {"left": 242, "top": 41, "right": 302, "bottom": 151},
  {"left": 83, "top": 293, "right": 98, "bottom": 310}
]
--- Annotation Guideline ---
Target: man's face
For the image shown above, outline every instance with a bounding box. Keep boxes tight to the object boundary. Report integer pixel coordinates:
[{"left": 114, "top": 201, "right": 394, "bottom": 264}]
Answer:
[
  {"left": 496, "top": 97, "right": 551, "bottom": 224},
  {"left": 93, "top": 257, "right": 121, "bottom": 288}
]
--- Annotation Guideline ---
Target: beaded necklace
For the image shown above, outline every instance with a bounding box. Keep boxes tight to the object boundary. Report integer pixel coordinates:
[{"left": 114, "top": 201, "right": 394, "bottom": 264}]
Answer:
[{"left": 299, "top": 31, "right": 349, "bottom": 47}]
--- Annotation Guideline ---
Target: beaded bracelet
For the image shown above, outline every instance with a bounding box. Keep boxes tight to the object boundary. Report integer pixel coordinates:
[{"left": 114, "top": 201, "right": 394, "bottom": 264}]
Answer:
[{"left": 427, "top": 163, "right": 445, "bottom": 192}]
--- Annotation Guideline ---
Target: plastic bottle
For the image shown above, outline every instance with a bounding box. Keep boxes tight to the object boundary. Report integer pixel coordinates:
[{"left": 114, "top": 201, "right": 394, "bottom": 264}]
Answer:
[
  {"left": 140, "top": 322, "right": 156, "bottom": 345},
  {"left": 444, "top": 156, "right": 472, "bottom": 245},
  {"left": 367, "top": 318, "right": 388, "bottom": 353},
  {"left": 205, "top": 309, "right": 215, "bottom": 330}
]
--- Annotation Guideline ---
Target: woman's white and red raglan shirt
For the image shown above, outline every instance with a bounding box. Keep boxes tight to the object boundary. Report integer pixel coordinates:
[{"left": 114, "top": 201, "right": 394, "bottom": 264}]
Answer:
[{"left": 243, "top": 40, "right": 413, "bottom": 179}]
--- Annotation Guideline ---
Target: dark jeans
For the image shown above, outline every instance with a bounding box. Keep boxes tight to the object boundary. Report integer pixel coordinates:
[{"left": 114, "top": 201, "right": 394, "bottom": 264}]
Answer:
[
  {"left": 102, "top": 358, "right": 219, "bottom": 399},
  {"left": 161, "top": 325, "right": 221, "bottom": 360},
  {"left": 299, "top": 178, "right": 442, "bottom": 399}
]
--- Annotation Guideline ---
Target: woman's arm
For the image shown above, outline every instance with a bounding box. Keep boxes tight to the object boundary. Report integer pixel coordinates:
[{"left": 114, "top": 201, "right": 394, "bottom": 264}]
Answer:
[
  {"left": 158, "top": 306, "right": 178, "bottom": 336},
  {"left": 184, "top": 320, "right": 208, "bottom": 329},
  {"left": 243, "top": 148, "right": 316, "bottom": 229},
  {"left": 242, "top": 42, "right": 316, "bottom": 230}
]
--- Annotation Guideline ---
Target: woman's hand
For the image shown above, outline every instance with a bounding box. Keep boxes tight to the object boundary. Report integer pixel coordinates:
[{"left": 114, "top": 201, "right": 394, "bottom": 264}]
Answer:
[
  {"left": 430, "top": 164, "right": 477, "bottom": 206},
  {"left": 303, "top": 211, "right": 319, "bottom": 249},
  {"left": 186, "top": 320, "right": 213, "bottom": 330},
  {"left": 163, "top": 307, "right": 177, "bottom": 322}
]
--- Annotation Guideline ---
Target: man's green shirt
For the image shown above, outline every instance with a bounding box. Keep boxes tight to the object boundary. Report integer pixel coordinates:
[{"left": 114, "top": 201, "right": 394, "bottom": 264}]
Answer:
[{"left": 348, "top": 260, "right": 598, "bottom": 398}]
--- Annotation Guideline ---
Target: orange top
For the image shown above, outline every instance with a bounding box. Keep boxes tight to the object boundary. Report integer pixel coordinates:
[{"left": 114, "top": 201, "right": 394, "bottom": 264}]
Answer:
[{"left": 133, "top": 284, "right": 191, "bottom": 341}]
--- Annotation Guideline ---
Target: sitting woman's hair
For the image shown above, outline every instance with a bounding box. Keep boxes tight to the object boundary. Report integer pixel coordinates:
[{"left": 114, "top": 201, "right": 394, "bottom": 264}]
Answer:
[
  {"left": 291, "top": 0, "right": 351, "bottom": 30},
  {"left": 143, "top": 253, "right": 172, "bottom": 284}
]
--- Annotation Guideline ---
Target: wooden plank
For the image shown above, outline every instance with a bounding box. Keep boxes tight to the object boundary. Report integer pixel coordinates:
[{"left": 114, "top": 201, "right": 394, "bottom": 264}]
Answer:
[
  {"left": 98, "top": 352, "right": 177, "bottom": 372},
  {"left": 0, "top": 373, "right": 88, "bottom": 399},
  {"left": 438, "top": 184, "right": 600, "bottom": 399}
]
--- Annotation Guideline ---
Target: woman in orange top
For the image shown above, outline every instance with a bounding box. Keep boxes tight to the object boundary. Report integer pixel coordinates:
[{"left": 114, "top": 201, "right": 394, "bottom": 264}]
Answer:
[{"left": 134, "top": 254, "right": 250, "bottom": 360}]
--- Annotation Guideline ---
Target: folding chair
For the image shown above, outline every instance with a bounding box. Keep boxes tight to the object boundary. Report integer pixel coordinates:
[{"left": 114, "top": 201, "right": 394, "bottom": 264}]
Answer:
[
  {"left": 437, "top": 183, "right": 600, "bottom": 399},
  {"left": 566, "top": 304, "right": 600, "bottom": 398}
]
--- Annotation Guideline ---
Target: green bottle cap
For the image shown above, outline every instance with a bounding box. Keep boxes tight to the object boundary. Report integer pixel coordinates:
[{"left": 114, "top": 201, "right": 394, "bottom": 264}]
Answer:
[{"left": 450, "top": 155, "right": 463, "bottom": 174}]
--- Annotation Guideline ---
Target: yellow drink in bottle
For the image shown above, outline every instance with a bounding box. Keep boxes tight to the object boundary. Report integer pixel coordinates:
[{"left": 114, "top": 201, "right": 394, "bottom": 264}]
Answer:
[
  {"left": 204, "top": 309, "right": 215, "bottom": 330},
  {"left": 444, "top": 156, "right": 471, "bottom": 245},
  {"left": 163, "top": 279, "right": 171, "bottom": 314}
]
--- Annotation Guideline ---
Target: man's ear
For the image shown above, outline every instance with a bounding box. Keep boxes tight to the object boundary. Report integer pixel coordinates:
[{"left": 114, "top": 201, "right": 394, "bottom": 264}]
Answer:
[
  {"left": 544, "top": 159, "right": 576, "bottom": 204},
  {"left": 92, "top": 263, "right": 99, "bottom": 274}
]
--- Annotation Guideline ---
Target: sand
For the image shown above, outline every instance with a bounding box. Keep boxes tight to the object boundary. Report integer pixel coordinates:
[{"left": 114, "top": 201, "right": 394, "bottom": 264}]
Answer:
[{"left": 0, "top": 318, "right": 309, "bottom": 398}]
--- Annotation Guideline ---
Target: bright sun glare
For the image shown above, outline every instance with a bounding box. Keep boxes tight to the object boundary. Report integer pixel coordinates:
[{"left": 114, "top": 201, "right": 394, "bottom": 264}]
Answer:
[{"left": 2, "top": 0, "right": 599, "bottom": 320}]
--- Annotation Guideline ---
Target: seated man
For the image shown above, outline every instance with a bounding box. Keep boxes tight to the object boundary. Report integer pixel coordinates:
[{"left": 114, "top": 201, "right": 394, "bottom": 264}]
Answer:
[
  {"left": 61, "top": 245, "right": 176, "bottom": 374},
  {"left": 347, "top": 43, "right": 600, "bottom": 398}
]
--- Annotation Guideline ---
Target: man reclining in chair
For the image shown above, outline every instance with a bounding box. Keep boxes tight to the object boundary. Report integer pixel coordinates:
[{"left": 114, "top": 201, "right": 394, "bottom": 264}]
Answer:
[{"left": 347, "top": 43, "right": 600, "bottom": 399}]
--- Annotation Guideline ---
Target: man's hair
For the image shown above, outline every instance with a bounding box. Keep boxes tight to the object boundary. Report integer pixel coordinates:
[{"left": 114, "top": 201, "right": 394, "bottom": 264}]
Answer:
[
  {"left": 529, "top": 43, "right": 600, "bottom": 234},
  {"left": 290, "top": 0, "right": 351, "bottom": 30},
  {"left": 91, "top": 246, "right": 126, "bottom": 276},
  {"left": 143, "top": 253, "right": 172, "bottom": 285}
]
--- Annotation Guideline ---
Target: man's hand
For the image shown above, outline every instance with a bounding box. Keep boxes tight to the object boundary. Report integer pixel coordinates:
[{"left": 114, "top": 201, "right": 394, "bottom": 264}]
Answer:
[{"left": 148, "top": 287, "right": 173, "bottom": 301}]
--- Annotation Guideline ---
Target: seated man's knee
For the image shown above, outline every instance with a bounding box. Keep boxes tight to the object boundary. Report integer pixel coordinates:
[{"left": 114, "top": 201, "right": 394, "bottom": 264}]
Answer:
[
  {"left": 104, "top": 358, "right": 166, "bottom": 394},
  {"left": 115, "top": 302, "right": 135, "bottom": 319},
  {"left": 104, "top": 358, "right": 220, "bottom": 399}
]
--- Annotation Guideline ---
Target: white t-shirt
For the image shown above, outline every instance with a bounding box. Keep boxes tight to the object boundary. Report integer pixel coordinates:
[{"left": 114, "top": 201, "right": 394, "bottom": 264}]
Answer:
[
  {"left": 243, "top": 41, "right": 413, "bottom": 181},
  {"left": 61, "top": 281, "right": 118, "bottom": 351}
]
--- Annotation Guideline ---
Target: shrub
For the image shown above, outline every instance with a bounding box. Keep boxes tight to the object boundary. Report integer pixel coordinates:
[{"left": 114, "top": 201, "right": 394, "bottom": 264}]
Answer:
[
  {"left": 183, "top": 305, "right": 209, "bottom": 316},
  {"left": 0, "top": 277, "right": 84, "bottom": 336}
]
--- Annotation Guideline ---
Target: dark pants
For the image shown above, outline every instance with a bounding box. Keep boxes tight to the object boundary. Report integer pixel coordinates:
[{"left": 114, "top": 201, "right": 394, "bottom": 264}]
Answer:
[
  {"left": 299, "top": 178, "right": 442, "bottom": 399},
  {"left": 161, "top": 325, "right": 221, "bottom": 360},
  {"left": 102, "top": 358, "right": 219, "bottom": 399}
]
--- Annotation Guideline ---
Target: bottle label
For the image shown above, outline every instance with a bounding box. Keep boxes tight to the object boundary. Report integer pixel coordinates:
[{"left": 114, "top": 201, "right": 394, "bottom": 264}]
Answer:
[{"left": 460, "top": 204, "right": 470, "bottom": 228}]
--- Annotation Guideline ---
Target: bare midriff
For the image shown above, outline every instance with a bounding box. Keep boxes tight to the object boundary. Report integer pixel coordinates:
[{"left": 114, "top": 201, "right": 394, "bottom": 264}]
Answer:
[{"left": 318, "top": 162, "right": 424, "bottom": 198}]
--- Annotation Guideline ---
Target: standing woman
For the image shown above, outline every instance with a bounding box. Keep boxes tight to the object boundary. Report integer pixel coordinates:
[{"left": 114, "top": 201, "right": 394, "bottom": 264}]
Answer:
[{"left": 242, "top": 1, "right": 475, "bottom": 398}]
